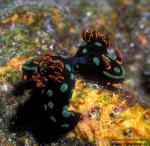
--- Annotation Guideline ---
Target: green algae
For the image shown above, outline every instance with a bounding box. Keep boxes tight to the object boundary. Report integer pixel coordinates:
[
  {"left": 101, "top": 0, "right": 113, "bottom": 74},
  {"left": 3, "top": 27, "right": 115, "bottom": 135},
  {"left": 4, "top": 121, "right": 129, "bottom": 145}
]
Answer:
[{"left": 6, "top": 71, "right": 22, "bottom": 83}]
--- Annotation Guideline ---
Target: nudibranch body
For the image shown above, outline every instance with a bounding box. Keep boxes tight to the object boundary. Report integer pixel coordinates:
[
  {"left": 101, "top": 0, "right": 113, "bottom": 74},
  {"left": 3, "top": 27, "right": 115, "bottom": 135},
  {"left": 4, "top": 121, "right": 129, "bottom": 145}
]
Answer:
[
  {"left": 22, "top": 53, "right": 79, "bottom": 130},
  {"left": 75, "top": 29, "right": 124, "bottom": 85},
  {"left": 22, "top": 29, "right": 125, "bottom": 131}
]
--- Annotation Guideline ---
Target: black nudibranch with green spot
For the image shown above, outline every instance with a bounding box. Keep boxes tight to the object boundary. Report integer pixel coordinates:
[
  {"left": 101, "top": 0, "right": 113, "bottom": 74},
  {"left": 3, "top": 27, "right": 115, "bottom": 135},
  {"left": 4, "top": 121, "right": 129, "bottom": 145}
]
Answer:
[
  {"left": 75, "top": 28, "right": 124, "bottom": 85},
  {"left": 22, "top": 29, "right": 124, "bottom": 131}
]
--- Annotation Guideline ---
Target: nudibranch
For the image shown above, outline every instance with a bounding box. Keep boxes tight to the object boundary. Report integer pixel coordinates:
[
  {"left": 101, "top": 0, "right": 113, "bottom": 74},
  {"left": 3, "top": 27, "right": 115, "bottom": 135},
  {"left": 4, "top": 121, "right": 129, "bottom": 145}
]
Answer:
[
  {"left": 22, "top": 53, "right": 79, "bottom": 130},
  {"left": 74, "top": 28, "right": 124, "bottom": 86},
  {"left": 22, "top": 28, "right": 124, "bottom": 131}
]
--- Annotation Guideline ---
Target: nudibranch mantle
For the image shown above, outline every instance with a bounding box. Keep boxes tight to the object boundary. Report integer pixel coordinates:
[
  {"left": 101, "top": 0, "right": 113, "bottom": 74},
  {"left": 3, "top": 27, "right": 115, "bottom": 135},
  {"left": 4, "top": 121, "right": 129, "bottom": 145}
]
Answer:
[
  {"left": 22, "top": 53, "right": 78, "bottom": 130},
  {"left": 75, "top": 28, "right": 124, "bottom": 85}
]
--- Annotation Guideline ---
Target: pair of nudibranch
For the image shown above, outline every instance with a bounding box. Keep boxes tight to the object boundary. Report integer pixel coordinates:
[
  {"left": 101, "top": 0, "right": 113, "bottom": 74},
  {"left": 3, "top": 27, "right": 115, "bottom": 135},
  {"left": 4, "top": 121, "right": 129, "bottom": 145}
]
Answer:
[{"left": 22, "top": 29, "right": 124, "bottom": 130}]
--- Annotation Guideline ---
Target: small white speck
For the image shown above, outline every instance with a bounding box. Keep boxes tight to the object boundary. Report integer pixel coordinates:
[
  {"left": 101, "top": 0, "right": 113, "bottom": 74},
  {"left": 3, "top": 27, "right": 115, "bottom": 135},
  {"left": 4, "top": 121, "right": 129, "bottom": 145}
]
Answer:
[
  {"left": 49, "top": 45, "right": 53, "bottom": 50},
  {"left": 116, "top": 33, "right": 122, "bottom": 38},
  {"left": 10, "top": 24, "right": 15, "bottom": 31},
  {"left": 41, "top": 39, "right": 45, "bottom": 44},
  {"left": 12, "top": 42, "right": 16, "bottom": 46},
  {"left": 129, "top": 65, "right": 138, "bottom": 72},
  {"left": 37, "top": 51, "right": 41, "bottom": 55},
  {"left": 2, "top": 84, "right": 8, "bottom": 91},
  {"left": 130, "top": 43, "right": 135, "bottom": 47},
  {"left": 139, "top": 24, "right": 144, "bottom": 29},
  {"left": 86, "top": 11, "right": 92, "bottom": 17},
  {"left": 125, "top": 79, "right": 134, "bottom": 87}
]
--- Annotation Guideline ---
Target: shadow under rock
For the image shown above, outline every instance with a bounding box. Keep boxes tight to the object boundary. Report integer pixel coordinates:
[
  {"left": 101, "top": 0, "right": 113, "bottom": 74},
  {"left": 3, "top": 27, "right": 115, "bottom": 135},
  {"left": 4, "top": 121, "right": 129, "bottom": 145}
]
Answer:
[{"left": 9, "top": 81, "right": 80, "bottom": 144}]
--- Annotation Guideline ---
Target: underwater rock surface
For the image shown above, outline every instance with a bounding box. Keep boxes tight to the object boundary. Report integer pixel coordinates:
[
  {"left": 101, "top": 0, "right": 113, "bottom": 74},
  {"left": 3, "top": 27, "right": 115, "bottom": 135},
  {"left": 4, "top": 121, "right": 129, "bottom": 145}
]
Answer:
[{"left": 0, "top": 0, "right": 149, "bottom": 145}]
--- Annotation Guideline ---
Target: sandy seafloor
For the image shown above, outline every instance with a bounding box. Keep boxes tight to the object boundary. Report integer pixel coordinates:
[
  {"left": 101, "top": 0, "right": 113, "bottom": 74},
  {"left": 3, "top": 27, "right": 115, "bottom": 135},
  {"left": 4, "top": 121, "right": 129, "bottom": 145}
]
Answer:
[{"left": 0, "top": 0, "right": 150, "bottom": 145}]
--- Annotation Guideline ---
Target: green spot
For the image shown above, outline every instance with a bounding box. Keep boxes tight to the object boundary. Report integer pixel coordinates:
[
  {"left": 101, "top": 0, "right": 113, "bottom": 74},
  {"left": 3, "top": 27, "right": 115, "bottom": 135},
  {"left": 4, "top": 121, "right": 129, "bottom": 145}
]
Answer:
[
  {"left": 93, "top": 57, "right": 100, "bottom": 66},
  {"left": 22, "top": 66, "right": 37, "bottom": 71},
  {"left": 60, "top": 55, "right": 67, "bottom": 59},
  {"left": 70, "top": 73, "right": 74, "bottom": 80},
  {"left": 48, "top": 101, "right": 54, "bottom": 109},
  {"left": 41, "top": 89, "right": 44, "bottom": 94},
  {"left": 113, "top": 67, "right": 120, "bottom": 73},
  {"left": 62, "top": 110, "right": 72, "bottom": 118},
  {"left": 82, "top": 49, "right": 88, "bottom": 54},
  {"left": 103, "top": 67, "right": 124, "bottom": 80},
  {"left": 44, "top": 104, "right": 47, "bottom": 111},
  {"left": 53, "top": 60, "right": 59, "bottom": 63},
  {"left": 47, "top": 90, "right": 53, "bottom": 97},
  {"left": 76, "top": 64, "right": 79, "bottom": 69},
  {"left": 65, "top": 64, "right": 71, "bottom": 71},
  {"left": 50, "top": 116, "right": 56, "bottom": 122},
  {"left": 95, "top": 42, "right": 102, "bottom": 47},
  {"left": 60, "top": 83, "right": 68, "bottom": 93},
  {"left": 61, "top": 124, "right": 70, "bottom": 128},
  {"left": 62, "top": 106, "right": 74, "bottom": 117}
]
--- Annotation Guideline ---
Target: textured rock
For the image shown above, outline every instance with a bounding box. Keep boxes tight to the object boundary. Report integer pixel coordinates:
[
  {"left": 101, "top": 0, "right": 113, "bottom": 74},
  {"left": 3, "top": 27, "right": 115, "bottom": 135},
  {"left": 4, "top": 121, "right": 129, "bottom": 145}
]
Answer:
[{"left": 0, "top": 0, "right": 149, "bottom": 145}]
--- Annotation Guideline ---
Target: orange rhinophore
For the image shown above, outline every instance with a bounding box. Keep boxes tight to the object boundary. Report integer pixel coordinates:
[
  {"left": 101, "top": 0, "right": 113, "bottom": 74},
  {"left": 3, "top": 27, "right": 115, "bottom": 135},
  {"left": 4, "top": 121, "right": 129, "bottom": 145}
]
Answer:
[
  {"left": 115, "top": 48, "right": 123, "bottom": 65},
  {"left": 101, "top": 54, "right": 112, "bottom": 70},
  {"left": 31, "top": 53, "right": 65, "bottom": 88},
  {"left": 81, "top": 28, "right": 112, "bottom": 47},
  {"left": 23, "top": 75, "right": 28, "bottom": 80}
]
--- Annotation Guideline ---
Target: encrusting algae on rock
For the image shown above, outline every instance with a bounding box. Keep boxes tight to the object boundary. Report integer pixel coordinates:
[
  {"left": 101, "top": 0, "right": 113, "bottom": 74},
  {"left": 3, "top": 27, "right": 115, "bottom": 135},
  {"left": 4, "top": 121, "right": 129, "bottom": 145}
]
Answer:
[{"left": 67, "top": 79, "right": 150, "bottom": 145}]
